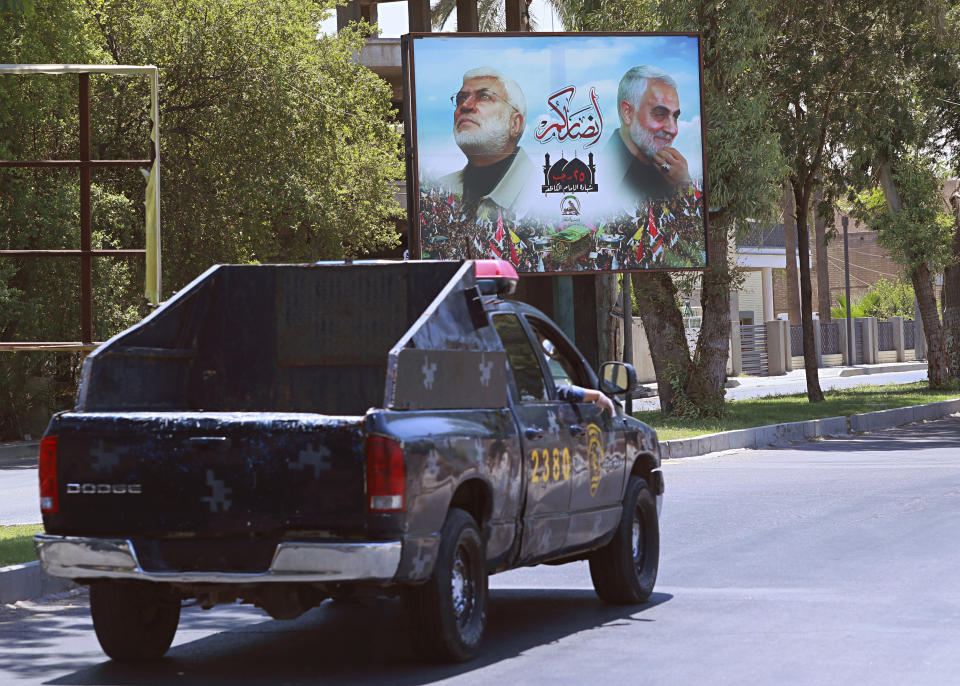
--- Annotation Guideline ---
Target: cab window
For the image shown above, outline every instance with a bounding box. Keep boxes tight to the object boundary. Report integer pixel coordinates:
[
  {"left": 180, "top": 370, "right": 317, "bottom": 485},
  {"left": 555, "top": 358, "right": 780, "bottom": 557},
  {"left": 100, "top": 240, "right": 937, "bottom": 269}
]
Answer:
[
  {"left": 527, "top": 318, "right": 588, "bottom": 391},
  {"left": 493, "top": 314, "right": 548, "bottom": 402}
]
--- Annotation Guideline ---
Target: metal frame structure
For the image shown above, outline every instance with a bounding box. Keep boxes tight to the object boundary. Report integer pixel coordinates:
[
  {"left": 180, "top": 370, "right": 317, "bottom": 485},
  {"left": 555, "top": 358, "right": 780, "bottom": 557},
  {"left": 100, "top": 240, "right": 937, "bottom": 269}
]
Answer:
[{"left": 0, "top": 64, "right": 161, "bottom": 352}]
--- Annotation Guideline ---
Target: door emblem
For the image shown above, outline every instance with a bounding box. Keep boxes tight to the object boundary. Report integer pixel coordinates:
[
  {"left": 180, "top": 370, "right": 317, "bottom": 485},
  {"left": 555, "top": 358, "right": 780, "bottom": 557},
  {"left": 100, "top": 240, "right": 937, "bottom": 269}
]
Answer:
[{"left": 587, "top": 423, "right": 604, "bottom": 497}]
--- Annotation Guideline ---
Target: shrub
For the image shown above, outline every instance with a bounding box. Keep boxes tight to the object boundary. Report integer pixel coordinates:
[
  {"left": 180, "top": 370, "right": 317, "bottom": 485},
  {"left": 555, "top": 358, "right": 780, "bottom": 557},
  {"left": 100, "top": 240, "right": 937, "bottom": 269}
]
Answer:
[{"left": 831, "top": 278, "right": 914, "bottom": 321}]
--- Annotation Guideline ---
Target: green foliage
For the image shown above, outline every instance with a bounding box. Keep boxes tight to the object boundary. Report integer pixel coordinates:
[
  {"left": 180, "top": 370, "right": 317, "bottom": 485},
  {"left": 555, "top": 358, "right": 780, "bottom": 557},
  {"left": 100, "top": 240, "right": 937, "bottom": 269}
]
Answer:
[
  {"left": 0, "top": 0, "right": 404, "bottom": 439},
  {"left": 851, "top": 154, "right": 955, "bottom": 275},
  {"left": 831, "top": 278, "right": 915, "bottom": 321},
  {"left": 0, "top": 0, "right": 34, "bottom": 15},
  {"left": 75, "top": 0, "right": 404, "bottom": 283}
]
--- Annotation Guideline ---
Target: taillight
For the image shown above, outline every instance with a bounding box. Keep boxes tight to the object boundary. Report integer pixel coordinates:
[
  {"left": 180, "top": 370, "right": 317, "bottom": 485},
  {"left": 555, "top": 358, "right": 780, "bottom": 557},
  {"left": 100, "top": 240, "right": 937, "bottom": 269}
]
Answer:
[
  {"left": 39, "top": 435, "right": 58, "bottom": 514},
  {"left": 366, "top": 435, "right": 405, "bottom": 513}
]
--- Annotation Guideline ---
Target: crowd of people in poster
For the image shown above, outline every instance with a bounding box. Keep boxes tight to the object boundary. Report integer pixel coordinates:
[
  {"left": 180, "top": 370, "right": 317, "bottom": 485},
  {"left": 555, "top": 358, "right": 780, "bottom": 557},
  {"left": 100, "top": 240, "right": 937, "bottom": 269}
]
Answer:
[{"left": 413, "top": 36, "right": 707, "bottom": 273}]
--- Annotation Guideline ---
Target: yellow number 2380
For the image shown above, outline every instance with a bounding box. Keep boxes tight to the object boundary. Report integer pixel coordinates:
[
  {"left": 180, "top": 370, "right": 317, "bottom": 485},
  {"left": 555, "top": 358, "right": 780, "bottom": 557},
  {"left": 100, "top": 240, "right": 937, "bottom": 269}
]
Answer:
[{"left": 530, "top": 447, "right": 571, "bottom": 484}]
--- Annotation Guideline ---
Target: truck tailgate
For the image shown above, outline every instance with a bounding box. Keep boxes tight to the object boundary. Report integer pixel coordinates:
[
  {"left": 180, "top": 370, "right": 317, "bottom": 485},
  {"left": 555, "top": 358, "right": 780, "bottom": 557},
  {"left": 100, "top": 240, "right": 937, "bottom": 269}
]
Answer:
[{"left": 45, "top": 412, "right": 367, "bottom": 538}]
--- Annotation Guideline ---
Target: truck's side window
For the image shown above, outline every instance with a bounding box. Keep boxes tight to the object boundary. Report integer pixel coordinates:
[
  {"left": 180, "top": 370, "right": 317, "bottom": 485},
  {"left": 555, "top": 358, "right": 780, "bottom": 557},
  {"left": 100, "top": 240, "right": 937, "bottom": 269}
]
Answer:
[
  {"left": 528, "top": 318, "right": 587, "bottom": 391},
  {"left": 493, "top": 314, "right": 548, "bottom": 402}
]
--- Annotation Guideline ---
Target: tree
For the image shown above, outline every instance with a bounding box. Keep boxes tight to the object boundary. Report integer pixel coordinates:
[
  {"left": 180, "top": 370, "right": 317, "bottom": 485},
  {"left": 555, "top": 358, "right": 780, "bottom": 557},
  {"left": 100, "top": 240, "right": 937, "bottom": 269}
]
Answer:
[
  {"left": 852, "top": 159, "right": 954, "bottom": 387},
  {"left": 926, "top": 6, "right": 960, "bottom": 379},
  {"left": 77, "top": 0, "right": 404, "bottom": 292},
  {"left": 763, "top": 1, "right": 887, "bottom": 402},
  {"left": 947, "top": 186, "right": 960, "bottom": 377},
  {"left": 574, "top": 0, "right": 784, "bottom": 417},
  {"left": 781, "top": 183, "right": 800, "bottom": 321},
  {"left": 812, "top": 183, "right": 832, "bottom": 321},
  {"left": 833, "top": 1, "right": 958, "bottom": 388},
  {"left": 0, "top": 0, "right": 405, "bottom": 438}
]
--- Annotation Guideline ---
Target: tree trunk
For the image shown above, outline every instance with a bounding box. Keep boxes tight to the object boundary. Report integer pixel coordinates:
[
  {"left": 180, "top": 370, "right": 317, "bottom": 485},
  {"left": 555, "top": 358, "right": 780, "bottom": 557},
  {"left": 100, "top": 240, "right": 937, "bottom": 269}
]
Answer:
[
  {"left": 632, "top": 272, "right": 690, "bottom": 415},
  {"left": 687, "top": 216, "right": 733, "bottom": 415},
  {"left": 912, "top": 263, "right": 951, "bottom": 387},
  {"left": 595, "top": 274, "right": 619, "bottom": 364},
  {"left": 813, "top": 185, "right": 832, "bottom": 322},
  {"left": 782, "top": 183, "right": 802, "bottom": 322},
  {"left": 877, "top": 160, "right": 951, "bottom": 388},
  {"left": 793, "top": 181, "right": 825, "bottom": 402},
  {"left": 943, "top": 189, "right": 960, "bottom": 378}
]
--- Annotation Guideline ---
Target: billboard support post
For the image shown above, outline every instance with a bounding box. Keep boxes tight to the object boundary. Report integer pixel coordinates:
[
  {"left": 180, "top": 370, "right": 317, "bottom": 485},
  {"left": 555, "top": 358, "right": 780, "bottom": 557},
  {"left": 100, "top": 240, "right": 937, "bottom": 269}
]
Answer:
[{"left": 622, "top": 273, "right": 634, "bottom": 415}]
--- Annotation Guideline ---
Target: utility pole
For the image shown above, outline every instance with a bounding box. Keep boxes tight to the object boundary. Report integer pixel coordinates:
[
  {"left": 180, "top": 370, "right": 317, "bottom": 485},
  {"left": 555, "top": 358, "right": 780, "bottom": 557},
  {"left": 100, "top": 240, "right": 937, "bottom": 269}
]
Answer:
[{"left": 843, "top": 216, "right": 854, "bottom": 364}]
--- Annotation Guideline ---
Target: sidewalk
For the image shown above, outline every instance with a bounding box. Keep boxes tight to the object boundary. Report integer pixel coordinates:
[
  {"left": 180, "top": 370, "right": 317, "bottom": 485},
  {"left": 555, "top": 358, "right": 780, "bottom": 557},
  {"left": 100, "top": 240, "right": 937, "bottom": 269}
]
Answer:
[
  {"left": 723, "top": 360, "right": 928, "bottom": 389},
  {"left": 634, "top": 360, "right": 928, "bottom": 410}
]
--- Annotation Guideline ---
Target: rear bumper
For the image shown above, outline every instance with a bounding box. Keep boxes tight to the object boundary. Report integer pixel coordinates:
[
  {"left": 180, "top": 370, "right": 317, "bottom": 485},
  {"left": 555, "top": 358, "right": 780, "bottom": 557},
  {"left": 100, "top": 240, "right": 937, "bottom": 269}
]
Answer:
[{"left": 35, "top": 534, "right": 401, "bottom": 584}]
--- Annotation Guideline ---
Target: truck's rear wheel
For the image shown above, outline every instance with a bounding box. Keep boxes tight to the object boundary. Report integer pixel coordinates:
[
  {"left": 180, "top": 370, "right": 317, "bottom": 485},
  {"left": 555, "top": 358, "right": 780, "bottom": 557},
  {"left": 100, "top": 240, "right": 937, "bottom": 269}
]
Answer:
[
  {"left": 90, "top": 580, "right": 181, "bottom": 661},
  {"left": 589, "top": 475, "right": 659, "bottom": 604},
  {"left": 406, "top": 508, "right": 487, "bottom": 662}
]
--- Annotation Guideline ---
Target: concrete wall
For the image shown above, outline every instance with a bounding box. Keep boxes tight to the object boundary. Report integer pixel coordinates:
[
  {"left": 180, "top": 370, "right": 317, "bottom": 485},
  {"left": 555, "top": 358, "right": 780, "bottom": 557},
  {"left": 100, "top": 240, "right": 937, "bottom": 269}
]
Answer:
[
  {"left": 631, "top": 320, "right": 657, "bottom": 383},
  {"left": 738, "top": 270, "right": 764, "bottom": 323}
]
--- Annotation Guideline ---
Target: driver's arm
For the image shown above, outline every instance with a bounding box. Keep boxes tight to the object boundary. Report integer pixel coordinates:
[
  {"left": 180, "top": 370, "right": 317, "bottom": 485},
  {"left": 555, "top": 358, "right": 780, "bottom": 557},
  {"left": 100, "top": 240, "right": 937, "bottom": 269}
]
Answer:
[{"left": 556, "top": 384, "right": 616, "bottom": 415}]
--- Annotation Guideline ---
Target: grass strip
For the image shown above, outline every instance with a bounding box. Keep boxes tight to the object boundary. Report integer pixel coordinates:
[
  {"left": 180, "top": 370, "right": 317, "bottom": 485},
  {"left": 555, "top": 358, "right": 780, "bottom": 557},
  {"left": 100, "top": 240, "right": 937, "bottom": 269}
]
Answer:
[
  {"left": 0, "top": 524, "right": 42, "bottom": 567},
  {"left": 634, "top": 382, "right": 960, "bottom": 441}
]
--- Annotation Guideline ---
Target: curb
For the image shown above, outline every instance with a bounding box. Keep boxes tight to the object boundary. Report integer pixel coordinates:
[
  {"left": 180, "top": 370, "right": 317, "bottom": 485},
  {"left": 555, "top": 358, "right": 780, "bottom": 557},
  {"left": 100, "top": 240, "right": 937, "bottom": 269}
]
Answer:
[
  {"left": 660, "top": 397, "right": 960, "bottom": 460},
  {"left": 837, "top": 362, "right": 927, "bottom": 377},
  {"left": 0, "top": 561, "right": 77, "bottom": 605}
]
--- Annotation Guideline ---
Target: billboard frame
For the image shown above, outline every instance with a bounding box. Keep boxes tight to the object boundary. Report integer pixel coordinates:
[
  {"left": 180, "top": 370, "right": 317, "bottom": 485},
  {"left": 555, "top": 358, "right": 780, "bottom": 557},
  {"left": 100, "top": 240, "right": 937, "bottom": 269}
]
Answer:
[{"left": 401, "top": 31, "right": 711, "bottom": 277}]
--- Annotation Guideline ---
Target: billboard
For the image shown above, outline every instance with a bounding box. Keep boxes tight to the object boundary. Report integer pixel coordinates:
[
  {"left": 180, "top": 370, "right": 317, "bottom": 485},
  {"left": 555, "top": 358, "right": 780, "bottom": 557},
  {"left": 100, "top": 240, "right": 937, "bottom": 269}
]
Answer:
[{"left": 403, "top": 33, "right": 709, "bottom": 274}]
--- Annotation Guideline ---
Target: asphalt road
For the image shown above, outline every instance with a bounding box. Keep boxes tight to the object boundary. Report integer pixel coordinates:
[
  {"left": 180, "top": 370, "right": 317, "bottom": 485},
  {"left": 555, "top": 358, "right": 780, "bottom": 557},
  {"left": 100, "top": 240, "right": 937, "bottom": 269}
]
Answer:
[{"left": 3, "top": 416, "right": 960, "bottom": 685}]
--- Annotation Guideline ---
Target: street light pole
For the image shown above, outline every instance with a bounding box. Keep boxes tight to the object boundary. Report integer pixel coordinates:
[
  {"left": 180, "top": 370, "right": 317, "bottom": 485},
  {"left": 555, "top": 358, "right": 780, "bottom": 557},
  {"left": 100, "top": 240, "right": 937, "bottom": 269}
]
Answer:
[{"left": 843, "top": 216, "right": 854, "bottom": 364}]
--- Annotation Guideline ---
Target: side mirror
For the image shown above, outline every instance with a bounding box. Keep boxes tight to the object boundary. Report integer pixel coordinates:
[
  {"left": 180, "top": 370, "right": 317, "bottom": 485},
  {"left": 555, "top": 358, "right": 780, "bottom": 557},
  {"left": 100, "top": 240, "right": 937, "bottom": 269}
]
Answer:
[{"left": 599, "top": 361, "right": 637, "bottom": 395}]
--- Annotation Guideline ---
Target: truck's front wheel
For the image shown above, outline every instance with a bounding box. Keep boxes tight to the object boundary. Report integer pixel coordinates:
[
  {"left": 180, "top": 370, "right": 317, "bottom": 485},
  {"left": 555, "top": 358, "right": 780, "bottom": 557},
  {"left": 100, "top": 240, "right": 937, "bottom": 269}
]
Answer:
[
  {"left": 406, "top": 508, "right": 488, "bottom": 662},
  {"left": 90, "top": 580, "right": 181, "bottom": 661},
  {"left": 589, "top": 475, "right": 659, "bottom": 604}
]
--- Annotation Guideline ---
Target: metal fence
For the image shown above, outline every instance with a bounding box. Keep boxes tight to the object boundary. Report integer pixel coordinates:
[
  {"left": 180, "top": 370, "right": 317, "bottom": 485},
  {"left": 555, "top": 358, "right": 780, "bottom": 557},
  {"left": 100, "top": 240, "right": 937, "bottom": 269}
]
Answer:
[
  {"left": 854, "top": 320, "right": 864, "bottom": 363},
  {"left": 820, "top": 321, "right": 840, "bottom": 355},
  {"left": 740, "top": 324, "right": 768, "bottom": 376},
  {"left": 789, "top": 324, "right": 803, "bottom": 356},
  {"left": 904, "top": 319, "right": 916, "bottom": 350},
  {"left": 877, "top": 320, "right": 895, "bottom": 351}
]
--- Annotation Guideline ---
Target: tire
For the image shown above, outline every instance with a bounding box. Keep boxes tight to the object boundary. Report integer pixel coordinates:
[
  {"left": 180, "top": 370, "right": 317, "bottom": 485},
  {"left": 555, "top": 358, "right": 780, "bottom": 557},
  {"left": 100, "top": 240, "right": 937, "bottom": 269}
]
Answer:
[
  {"left": 589, "top": 475, "right": 659, "bottom": 604},
  {"left": 406, "top": 508, "right": 488, "bottom": 662},
  {"left": 89, "top": 580, "right": 181, "bottom": 661}
]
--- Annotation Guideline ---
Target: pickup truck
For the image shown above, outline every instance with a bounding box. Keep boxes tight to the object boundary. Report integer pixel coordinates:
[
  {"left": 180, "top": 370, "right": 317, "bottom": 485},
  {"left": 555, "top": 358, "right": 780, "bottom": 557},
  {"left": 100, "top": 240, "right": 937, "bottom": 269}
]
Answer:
[{"left": 35, "top": 259, "right": 663, "bottom": 662}]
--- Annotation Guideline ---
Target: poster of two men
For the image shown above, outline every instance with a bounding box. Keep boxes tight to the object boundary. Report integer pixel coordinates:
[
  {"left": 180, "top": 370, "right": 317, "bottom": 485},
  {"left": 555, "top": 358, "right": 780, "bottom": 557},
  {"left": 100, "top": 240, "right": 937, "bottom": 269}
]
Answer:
[{"left": 404, "top": 33, "right": 709, "bottom": 274}]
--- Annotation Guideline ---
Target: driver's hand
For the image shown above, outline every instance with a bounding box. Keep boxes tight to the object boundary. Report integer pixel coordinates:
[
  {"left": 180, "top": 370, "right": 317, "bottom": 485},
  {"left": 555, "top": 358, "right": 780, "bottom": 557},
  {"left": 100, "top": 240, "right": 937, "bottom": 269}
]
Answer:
[{"left": 593, "top": 393, "right": 616, "bottom": 416}]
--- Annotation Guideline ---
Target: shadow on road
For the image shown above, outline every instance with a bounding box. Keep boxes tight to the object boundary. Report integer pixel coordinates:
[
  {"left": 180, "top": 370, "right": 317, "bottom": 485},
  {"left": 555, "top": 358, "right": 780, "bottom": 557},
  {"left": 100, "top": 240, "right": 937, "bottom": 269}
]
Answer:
[
  {"left": 4, "top": 588, "right": 670, "bottom": 685},
  {"left": 789, "top": 416, "right": 960, "bottom": 455}
]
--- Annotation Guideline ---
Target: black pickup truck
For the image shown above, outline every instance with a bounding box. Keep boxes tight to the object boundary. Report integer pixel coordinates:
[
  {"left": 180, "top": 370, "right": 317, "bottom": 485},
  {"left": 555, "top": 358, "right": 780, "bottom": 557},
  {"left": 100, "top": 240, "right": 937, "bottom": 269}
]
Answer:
[{"left": 35, "top": 259, "right": 663, "bottom": 662}]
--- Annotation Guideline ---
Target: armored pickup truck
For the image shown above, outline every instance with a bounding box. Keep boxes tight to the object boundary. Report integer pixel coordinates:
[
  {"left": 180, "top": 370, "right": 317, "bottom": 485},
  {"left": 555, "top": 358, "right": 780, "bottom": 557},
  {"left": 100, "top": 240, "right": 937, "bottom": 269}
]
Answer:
[{"left": 35, "top": 259, "right": 663, "bottom": 662}]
